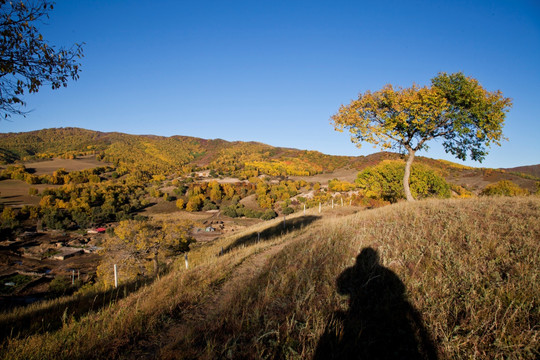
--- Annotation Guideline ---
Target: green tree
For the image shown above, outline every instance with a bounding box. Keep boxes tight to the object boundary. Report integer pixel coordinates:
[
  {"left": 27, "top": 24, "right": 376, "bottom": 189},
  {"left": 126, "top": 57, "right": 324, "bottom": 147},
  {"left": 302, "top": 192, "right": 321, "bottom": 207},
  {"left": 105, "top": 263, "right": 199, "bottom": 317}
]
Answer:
[
  {"left": 0, "top": 0, "right": 84, "bottom": 119},
  {"left": 332, "top": 72, "right": 512, "bottom": 201},
  {"left": 356, "top": 161, "right": 451, "bottom": 203}
]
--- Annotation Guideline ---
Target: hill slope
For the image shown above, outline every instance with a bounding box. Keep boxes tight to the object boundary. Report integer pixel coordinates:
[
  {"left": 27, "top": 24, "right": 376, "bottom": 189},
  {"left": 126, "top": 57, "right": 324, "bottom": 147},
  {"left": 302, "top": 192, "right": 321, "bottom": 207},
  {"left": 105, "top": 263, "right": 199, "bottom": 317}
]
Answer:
[
  {"left": 1, "top": 127, "right": 538, "bottom": 194},
  {"left": 0, "top": 127, "right": 362, "bottom": 176},
  {"left": 503, "top": 164, "right": 540, "bottom": 178},
  {"left": 1, "top": 197, "right": 538, "bottom": 359}
]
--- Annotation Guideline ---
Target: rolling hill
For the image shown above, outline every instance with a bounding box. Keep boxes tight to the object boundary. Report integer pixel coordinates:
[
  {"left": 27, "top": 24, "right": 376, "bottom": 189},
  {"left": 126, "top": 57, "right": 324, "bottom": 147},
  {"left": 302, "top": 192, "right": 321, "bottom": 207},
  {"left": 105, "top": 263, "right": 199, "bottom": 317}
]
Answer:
[
  {"left": 0, "top": 127, "right": 360, "bottom": 176},
  {"left": 1, "top": 127, "right": 538, "bottom": 194}
]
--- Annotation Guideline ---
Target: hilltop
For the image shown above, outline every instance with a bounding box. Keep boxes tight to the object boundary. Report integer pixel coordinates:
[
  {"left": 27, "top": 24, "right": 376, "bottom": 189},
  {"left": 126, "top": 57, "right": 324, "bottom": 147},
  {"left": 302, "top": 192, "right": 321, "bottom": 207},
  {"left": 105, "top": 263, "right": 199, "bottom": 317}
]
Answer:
[{"left": 1, "top": 197, "right": 538, "bottom": 359}]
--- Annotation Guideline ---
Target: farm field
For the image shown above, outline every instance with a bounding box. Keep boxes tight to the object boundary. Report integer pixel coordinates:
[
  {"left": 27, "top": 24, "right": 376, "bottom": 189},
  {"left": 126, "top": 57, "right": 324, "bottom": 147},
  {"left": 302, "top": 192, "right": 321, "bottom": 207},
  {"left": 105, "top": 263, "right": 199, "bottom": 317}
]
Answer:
[
  {"left": 2, "top": 156, "right": 107, "bottom": 175},
  {"left": 0, "top": 180, "right": 56, "bottom": 207}
]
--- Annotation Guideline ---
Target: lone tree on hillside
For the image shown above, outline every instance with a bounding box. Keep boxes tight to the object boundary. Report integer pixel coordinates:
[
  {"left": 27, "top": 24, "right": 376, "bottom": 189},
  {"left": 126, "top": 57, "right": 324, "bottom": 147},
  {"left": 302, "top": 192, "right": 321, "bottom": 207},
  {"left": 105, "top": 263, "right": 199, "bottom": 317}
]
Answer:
[
  {"left": 331, "top": 72, "right": 512, "bottom": 201},
  {"left": 0, "top": 0, "right": 83, "bottom": 119}
]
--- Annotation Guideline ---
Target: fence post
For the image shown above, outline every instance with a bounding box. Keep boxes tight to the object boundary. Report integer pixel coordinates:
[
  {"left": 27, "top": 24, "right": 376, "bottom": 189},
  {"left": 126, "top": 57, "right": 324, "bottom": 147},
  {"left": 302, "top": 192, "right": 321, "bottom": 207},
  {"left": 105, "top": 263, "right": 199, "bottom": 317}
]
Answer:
[
  {"left": 185, "top": 253, "right": 189, "bottom": 269},
  {"left": 71, "top": 270, "right": 75, "bottom": 285},
  {"left": 257, "top": 232, "right": 261, "bottom": 243},
  {"left": 319, "top": 202, "right": 321, "bottom": 213},
  {"left": 113, "top": 264, "right": 118, "bottom": 288},
  {"left": 303, "top": 204, "right": 306, "bottom": 216}
]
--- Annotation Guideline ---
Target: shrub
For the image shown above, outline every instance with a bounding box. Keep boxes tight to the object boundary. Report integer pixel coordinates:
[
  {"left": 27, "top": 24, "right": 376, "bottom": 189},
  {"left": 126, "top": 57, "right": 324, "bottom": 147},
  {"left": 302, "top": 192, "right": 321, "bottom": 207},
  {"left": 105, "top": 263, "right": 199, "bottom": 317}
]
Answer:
[
  {"left": 481, "top": 180, "right": 529, "bottom": 196},
  {"left": 261, "top": 209, "right": 278, "bottom": 220},
  {"left": 450, "top": 183, "right": 473, "bottom": 198},
  {"left": 49, "top": 276, "right": 72, "bottom": 296},
  {"left": 356, "top": 160, "right": 451, "bottom": 203},
  {"left": 282, "top": 206, "right": 294, "bottom": 215},
  {"left": 202, "top": 199, "right": 218, "bottom": 211},
  {"left": 222, "top": 205, "right": 239, "bottom": 218}
]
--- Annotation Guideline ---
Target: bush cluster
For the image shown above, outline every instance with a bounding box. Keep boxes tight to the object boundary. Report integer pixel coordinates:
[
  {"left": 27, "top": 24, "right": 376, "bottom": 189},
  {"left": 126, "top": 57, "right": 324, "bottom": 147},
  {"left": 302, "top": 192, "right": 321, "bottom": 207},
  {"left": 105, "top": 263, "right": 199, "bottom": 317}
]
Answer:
[{"left": 356, "top": 160, "right": 451, "bottom": 203}]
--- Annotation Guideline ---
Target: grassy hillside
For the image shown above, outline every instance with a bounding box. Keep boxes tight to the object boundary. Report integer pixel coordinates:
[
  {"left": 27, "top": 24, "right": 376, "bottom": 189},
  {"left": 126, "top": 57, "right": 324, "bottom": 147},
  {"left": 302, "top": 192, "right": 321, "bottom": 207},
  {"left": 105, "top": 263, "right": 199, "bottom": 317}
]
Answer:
[{"left": 1, "top": 197, "right": 538, "bottom": 359}]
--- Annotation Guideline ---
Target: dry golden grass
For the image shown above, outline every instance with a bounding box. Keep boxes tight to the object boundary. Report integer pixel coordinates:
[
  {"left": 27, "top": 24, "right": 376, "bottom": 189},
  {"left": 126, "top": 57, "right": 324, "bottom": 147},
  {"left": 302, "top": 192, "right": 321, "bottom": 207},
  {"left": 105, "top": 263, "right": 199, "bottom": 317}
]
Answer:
[
  {"left": 0, "top": 179, "right": 56, "bottom": 206},
  {"left": 21, "top": 156, "right": 108, "bottom": 175},
  {"left": 1, "top": 197, "right": 538, "bottom": 359}
]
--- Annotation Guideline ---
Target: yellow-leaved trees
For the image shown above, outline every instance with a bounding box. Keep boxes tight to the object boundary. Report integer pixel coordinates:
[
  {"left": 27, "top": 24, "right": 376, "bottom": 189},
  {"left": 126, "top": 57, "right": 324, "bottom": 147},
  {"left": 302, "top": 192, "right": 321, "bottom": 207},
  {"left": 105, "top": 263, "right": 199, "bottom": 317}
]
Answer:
[{"left": 97, "top": 219, "right": 194, "bottom": 287}]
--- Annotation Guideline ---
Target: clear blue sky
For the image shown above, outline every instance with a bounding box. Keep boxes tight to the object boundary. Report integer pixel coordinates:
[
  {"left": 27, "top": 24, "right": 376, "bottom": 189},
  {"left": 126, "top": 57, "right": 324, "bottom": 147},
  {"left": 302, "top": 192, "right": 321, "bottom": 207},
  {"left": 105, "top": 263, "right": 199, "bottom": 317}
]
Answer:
[{"left": 2, "top": 0, "right": 539, "bottom": 168}]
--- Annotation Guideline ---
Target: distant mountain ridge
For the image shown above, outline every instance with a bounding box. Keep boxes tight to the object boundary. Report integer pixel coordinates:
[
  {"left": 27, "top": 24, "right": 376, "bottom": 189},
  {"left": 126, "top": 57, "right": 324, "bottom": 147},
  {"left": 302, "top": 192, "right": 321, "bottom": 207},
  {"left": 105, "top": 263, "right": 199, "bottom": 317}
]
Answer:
[
  {"left": 0, "top": 127, "right": 368, "bottom": 176},
  {"left": 0, "top": 128, "right": 538, "bottom": 193},
  {"left": 502, "top": 164, "right": 540, "bottom": 178}
]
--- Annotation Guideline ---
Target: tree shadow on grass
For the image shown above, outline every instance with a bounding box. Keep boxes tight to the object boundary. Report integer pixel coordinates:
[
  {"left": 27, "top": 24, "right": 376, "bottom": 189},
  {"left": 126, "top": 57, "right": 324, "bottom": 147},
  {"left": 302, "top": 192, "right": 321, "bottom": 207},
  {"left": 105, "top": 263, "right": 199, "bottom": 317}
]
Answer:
[
  {"left": 314, "top": 247, "right": 439, "bottom": 360},
  {"left": 0, "top": 277, "right": 154, "bottom": 342},
  {"left": 223, "top": 215, "right": 320, "bottom": 253}
]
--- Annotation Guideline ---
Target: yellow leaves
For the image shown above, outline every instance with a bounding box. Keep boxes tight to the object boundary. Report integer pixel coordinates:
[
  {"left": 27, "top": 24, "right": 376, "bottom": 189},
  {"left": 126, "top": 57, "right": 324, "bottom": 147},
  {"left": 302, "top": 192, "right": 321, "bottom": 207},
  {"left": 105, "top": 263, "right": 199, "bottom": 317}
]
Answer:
[
  {"left": 332, "top": 81, "right": 451, "bottom": 152},
  {"left": 39, "top": 195, "right": 54, "bottom": 207},
  {"left": 245, "top": 159, "right": 321, "bottom": 177}
]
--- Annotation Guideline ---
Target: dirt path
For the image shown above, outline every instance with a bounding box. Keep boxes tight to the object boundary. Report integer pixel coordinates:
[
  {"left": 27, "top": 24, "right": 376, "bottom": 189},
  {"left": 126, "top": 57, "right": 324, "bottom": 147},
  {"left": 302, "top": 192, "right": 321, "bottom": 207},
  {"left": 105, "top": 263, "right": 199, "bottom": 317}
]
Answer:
[
  {"left": 209, "top": 241, "right": 286, "bottom": 314},
  {"left": 126, "top": 239, "right": 289, "bottom": 359}
]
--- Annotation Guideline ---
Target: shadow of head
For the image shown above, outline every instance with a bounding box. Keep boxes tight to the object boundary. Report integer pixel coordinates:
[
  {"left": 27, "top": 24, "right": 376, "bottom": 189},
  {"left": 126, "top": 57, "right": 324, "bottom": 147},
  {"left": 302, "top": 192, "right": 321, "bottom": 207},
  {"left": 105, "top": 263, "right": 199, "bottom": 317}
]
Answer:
[
  {"left": 336, "top": 247, "right": 405, "bottom": 299},
  {"left": 353, "top": 247, "right": 379, "bottom": 272},
  {"left": 223, "top": 215, "right": 320, "bottom": 253}
]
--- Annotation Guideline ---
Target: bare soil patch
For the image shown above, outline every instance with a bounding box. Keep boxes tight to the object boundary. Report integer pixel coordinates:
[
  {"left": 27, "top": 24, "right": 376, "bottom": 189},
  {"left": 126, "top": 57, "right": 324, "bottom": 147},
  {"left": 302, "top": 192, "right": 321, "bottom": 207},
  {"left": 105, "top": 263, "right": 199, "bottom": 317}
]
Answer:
[
  {"left": 139, "top": 200, "right": 179, "bottom": 215},
  {"left": 239, "top": 194, "right": 261, "bottom": 210}
]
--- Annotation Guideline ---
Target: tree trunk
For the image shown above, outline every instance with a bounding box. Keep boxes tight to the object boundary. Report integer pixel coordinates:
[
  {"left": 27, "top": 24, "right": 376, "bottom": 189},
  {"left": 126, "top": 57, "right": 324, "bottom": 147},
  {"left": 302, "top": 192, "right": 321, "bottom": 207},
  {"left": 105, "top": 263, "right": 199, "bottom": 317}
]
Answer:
[{"left": 403, "top": 149, "right": 416, "bottom": 201}]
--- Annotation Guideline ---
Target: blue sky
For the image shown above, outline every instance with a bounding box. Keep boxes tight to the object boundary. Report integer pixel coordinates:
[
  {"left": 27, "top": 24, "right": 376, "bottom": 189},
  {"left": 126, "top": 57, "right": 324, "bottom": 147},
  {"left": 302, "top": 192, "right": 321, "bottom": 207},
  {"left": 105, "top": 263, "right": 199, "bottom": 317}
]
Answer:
[{"left": 2, "top": 0, "right": 539, "bottom": 168}]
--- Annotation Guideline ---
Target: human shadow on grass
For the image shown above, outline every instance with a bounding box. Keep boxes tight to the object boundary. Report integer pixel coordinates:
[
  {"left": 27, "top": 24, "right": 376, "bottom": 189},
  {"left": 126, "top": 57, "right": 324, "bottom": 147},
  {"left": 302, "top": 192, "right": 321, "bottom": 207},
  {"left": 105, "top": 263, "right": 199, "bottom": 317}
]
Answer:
[
  {"left": 223, "top": 215, "right": 320, "bottom": 254},
  {"left": 314, "top": 247, "right": 439, "bottom": 360},
  {"left": 0, "top": 277, "right": 154, "bottom": 342}
]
